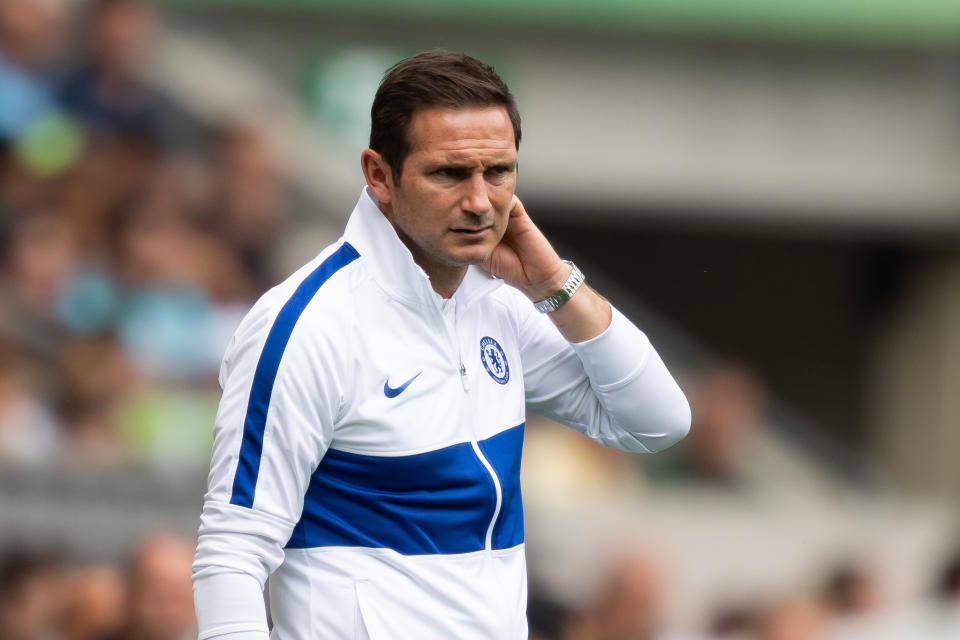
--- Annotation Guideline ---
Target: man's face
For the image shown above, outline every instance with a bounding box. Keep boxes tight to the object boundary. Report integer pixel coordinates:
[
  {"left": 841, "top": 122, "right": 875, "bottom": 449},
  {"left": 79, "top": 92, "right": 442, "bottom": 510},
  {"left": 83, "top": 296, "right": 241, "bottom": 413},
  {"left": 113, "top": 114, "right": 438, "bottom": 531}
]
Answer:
[{"left": 381, "top": 105, "right": 517, "bottom": 279}]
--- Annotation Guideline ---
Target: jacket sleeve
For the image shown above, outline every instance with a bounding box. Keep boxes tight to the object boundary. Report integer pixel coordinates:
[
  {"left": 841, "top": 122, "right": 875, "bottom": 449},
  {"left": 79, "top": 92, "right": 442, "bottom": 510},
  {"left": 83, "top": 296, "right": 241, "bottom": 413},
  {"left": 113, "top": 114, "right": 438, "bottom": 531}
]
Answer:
[
  {"left": 519, "top": 296, "right": 690, "bottom": 453},
  {"left": 192, "top": 296, "right": 342, "bottom": 639}
]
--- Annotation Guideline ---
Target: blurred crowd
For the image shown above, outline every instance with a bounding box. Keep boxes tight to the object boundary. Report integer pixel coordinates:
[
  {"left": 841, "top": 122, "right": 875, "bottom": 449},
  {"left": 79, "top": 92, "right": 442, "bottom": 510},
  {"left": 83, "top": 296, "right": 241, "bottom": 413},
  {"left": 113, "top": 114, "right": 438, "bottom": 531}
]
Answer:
[
  {"left": 0, "top": 533, "right": 196, "bottom": 640},
  {"left": 528, "top": 548, "right": 960, "bottom": 640},
  {"left": 530, "top": 553, "right": 960, "bottom": 640},
  {"left": 4, "top": 529, "right": 957, "bottom": 640},
  {"left": 524, "top": 363, "right": 960, "bottom": 640},
  {"left": 2, "top": 1, "right": 958, "bottom": 639},
  {"left": 0, "top": 0, "right": 290, "bottom": 468}
]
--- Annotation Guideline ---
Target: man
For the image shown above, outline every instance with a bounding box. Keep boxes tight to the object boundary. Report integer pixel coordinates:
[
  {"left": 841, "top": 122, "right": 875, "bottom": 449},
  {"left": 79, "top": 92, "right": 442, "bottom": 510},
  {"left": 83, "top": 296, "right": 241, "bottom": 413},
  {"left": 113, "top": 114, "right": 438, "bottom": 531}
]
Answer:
[
  {"left": 118, "top": 534, "right": 197, "bottom": 640},
  {"left": 193, "top": 50, "right": 690, "bottom": 639}
]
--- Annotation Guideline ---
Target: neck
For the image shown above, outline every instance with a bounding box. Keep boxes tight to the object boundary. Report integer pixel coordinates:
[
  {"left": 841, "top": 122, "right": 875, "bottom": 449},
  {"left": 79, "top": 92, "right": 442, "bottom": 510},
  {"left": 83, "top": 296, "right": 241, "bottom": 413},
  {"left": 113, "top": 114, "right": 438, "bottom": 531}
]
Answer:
[
  {"left": 429, "top": 272, "right": 466, "bottom": 300},
  {"left": 406, "top": 242, "right": 467, "bottom": 299}
]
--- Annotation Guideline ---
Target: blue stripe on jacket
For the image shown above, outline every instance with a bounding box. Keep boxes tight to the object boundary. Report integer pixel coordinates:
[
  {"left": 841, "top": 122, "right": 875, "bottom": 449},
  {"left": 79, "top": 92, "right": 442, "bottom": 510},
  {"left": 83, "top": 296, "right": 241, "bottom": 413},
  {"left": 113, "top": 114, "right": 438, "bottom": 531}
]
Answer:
[
  {"left": 286, "top": 423, "right": 525, "bottom": 555},
  {"left": 230, "top": 243, "right": 360, "bottom": 508}
]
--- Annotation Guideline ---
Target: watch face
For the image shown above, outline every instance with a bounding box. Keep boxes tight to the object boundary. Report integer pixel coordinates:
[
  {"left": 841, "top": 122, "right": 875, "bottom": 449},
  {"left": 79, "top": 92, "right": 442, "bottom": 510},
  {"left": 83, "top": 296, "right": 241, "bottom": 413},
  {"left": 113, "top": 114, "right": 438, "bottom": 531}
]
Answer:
[{"left": 534, "top": 296, "right": 559, "bottom": 313}]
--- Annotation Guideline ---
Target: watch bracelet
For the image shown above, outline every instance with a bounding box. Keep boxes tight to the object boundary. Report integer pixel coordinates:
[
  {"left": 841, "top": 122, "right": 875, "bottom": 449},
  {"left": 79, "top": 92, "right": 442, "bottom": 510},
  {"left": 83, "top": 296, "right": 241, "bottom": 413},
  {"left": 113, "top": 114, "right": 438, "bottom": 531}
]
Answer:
[{"left": 533, "top": 260, "right": 585, "bottom": 313}]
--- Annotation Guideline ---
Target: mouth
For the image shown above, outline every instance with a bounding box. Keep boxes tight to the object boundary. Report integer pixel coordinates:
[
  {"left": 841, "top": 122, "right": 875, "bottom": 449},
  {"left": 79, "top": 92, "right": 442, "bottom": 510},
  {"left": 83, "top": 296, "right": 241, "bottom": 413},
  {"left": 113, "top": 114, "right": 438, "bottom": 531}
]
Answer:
[{"left": 450, "top": 226, "right": 492, "bottom": 238}]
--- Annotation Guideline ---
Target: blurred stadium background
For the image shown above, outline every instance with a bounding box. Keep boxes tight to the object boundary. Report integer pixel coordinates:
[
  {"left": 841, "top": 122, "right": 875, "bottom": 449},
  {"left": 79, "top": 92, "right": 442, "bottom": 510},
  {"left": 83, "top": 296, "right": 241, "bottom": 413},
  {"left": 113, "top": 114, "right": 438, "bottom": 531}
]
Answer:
[{"left": 1, "top": 0, "right": 959, "bottom": 638}]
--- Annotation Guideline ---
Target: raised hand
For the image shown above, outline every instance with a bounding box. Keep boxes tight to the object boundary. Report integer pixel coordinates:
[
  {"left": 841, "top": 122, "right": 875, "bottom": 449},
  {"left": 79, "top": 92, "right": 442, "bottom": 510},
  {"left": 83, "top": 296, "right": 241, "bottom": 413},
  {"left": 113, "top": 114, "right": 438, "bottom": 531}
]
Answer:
[
  {"left": 482, "top": 196, "right": 571, "bottom": 303},
  {"left": 484, "top": 196, "right": 611, "bottom": 341}
]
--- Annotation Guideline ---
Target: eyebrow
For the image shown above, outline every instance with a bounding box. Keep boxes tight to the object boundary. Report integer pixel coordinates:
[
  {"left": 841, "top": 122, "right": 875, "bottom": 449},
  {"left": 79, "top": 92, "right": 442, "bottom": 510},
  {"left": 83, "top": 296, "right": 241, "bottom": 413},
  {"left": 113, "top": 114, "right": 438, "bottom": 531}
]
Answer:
[
  {"left": 423, "top": 161, "right": 517, "bottom": 173},
  {"left": 424, "top": 162, "right": 473, "bottom": 172}
]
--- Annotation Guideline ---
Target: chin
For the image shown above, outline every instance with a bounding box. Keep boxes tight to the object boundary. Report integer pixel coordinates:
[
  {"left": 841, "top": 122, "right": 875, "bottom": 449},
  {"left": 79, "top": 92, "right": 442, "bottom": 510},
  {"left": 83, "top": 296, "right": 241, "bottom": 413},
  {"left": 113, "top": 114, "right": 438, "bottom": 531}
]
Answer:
[
  {"left": 445, "top": 243, "right": 495, "bottom": 266},
  {"left": 447, "top": 253, "right": 487, "bottom": 268}
]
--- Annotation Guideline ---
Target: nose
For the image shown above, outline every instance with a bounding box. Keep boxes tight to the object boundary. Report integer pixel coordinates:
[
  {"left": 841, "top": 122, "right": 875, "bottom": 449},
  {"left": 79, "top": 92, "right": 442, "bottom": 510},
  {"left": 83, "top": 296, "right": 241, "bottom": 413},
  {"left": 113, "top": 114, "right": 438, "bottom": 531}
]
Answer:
[{"left": 460, "top": 172, "right": 492, "bottom": 216}]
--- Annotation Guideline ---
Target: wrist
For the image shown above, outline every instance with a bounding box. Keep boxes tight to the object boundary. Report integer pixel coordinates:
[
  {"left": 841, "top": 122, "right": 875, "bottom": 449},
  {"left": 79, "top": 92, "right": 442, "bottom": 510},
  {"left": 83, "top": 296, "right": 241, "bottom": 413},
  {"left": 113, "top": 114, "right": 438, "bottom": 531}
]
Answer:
[
  {"left": 532, "top": 261, "right": 585, "bottom": 313},
  {"left": 523, "top": 261, "right": 572, "bottom": 303}
]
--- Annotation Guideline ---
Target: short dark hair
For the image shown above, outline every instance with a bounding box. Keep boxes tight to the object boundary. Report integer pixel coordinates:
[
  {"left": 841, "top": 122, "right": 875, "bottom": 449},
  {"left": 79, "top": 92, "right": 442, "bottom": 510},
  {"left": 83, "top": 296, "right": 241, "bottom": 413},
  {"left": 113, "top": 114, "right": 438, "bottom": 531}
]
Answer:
[{"left": 369, "top": 50, "right": 521, "bottom": 180}]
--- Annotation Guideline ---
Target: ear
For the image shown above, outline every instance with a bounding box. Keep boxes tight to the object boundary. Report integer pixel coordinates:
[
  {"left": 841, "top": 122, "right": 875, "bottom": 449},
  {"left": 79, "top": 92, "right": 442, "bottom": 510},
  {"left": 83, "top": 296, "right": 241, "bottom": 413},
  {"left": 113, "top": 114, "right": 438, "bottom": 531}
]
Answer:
[{"left": 360, "top": 149, "right": 395, "bottom": 205}]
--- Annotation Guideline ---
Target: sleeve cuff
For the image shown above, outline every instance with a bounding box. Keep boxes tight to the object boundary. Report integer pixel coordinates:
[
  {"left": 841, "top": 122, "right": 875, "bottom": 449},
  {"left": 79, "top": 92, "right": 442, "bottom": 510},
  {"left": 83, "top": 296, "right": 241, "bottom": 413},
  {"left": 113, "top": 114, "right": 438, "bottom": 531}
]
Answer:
[{"left": 194, "top": 569, "right": 269, "bottom": 640}]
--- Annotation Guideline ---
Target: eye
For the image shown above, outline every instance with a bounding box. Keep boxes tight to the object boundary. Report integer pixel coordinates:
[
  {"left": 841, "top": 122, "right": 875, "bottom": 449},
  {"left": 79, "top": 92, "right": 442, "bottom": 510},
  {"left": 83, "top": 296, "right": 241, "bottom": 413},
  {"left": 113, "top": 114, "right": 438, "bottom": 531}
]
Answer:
[
  {"left": 432, "top": 167, "right": 466, "bottom": 179},
  {"left": 485, "top": 165, "right": 515, "bottom": 180}
]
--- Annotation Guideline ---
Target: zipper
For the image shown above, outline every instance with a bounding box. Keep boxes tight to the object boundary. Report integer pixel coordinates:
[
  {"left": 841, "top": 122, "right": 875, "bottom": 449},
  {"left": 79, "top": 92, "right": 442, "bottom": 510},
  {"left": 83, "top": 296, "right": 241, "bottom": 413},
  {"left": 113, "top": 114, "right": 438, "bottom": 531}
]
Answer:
[
  {"left": 438, "top": 296, "right": 501, "bottom": 550},
  {"left": 439, "top": 298, "right": 469, "bottom": 392}
]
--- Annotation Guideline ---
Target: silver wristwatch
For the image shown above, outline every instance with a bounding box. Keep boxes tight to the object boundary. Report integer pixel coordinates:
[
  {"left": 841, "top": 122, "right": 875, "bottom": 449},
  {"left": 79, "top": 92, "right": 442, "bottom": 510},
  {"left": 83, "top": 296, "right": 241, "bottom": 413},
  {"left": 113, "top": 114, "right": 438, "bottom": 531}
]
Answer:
[{"left": 533, "top": 260, "right": 585, "bottom": 313}]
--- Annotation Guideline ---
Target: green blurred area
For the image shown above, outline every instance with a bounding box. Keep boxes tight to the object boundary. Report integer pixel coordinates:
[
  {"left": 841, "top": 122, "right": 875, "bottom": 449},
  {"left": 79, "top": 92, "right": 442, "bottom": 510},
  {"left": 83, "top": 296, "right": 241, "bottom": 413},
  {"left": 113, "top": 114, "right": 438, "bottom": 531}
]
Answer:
[
  {"left": 119, "top": 390, "right": 217, "bottom": 466},
  {"left": 166, "top": 0, "right": 960, "bottom": 45}
]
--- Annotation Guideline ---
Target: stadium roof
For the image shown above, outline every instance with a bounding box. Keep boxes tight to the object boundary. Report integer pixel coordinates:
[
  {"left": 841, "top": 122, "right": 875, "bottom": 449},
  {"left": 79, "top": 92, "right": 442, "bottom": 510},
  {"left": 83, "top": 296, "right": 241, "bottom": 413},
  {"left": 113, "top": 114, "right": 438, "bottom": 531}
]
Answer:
[{"left": 172, "top": 0, "right": 960, "bottom": 46}]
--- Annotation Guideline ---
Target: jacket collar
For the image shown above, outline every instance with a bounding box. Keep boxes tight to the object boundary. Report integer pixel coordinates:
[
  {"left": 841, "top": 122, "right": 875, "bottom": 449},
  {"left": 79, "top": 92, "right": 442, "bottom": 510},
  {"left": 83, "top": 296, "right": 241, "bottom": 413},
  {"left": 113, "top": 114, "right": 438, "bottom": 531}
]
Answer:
[{"left": 342, "top": 187, "right": 504, "bottom": 310}]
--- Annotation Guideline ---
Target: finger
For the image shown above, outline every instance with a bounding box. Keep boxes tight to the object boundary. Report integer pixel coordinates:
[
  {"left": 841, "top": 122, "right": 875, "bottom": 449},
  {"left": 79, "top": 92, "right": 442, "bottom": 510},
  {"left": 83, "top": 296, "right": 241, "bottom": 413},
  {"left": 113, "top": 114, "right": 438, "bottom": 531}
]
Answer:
[{"left": 510, "top": 195, "right": 526, "bottom": 218}]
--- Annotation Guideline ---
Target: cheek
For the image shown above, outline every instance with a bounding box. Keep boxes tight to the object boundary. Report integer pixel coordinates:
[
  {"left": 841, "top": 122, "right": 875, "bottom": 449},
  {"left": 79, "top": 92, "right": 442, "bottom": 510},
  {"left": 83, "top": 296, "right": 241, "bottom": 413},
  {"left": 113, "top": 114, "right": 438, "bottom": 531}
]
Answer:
[
  {"left": 491, "top": 182, "right": 516, "bottom": 210},
  {"left": 396, "top": 197, "right": 448, "bottom": 242},
  {"left": 401, "top": 181, "right": 451, "bottom": 216},
  {"left": 491, "top": 210, "right": 511, "bottom": 240},
  {"left": 493, "top": 190, "right": 514, "bottom": 222}
]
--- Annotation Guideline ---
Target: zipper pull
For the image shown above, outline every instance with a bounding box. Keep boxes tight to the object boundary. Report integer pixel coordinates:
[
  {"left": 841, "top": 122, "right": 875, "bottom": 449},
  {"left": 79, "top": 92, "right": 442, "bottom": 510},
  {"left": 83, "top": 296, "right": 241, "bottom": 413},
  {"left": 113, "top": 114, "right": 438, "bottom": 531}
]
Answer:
[{"left": 459, "top": 362, "right": 469, "bottom": 392}]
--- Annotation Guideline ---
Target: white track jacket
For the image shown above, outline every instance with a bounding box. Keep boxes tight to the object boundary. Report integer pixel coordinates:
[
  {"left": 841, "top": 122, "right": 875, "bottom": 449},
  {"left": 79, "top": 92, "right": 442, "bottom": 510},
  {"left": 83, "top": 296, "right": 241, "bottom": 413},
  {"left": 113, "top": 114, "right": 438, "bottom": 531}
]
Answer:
[{"left": 192, "top": 188, "right": 691, "bottom": 640}]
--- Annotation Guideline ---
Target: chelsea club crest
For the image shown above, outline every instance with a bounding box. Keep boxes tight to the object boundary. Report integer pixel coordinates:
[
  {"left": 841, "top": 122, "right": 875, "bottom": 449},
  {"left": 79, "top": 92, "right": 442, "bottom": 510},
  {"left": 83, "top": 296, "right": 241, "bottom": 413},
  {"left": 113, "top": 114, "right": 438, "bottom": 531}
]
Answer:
[{"left": 480, "top": 336, "right": 510, "bottom": 385}]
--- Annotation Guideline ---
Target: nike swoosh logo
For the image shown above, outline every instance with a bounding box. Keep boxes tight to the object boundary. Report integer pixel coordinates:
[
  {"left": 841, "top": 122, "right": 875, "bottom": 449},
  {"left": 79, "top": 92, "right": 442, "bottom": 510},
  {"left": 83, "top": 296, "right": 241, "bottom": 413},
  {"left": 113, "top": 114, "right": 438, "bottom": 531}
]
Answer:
[{"left": 383, "top": 371, "right": 422, "bottom": 398}]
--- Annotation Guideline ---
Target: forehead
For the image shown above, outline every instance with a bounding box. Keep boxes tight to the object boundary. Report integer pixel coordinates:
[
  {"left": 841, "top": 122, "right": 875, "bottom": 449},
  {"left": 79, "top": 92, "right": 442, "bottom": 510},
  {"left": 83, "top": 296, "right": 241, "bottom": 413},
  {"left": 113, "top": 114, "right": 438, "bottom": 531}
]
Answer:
[{"left": 406, "top": 106, "right": 516, "bottom": 160}]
